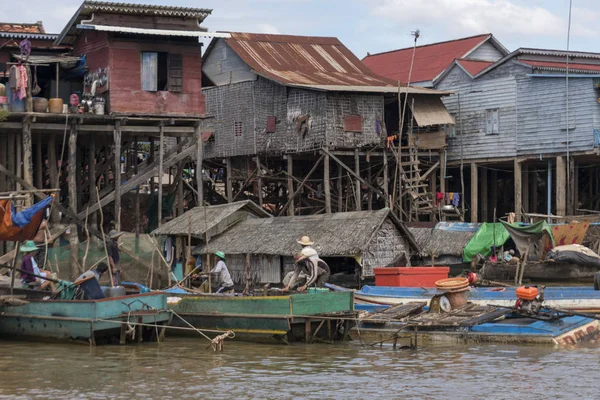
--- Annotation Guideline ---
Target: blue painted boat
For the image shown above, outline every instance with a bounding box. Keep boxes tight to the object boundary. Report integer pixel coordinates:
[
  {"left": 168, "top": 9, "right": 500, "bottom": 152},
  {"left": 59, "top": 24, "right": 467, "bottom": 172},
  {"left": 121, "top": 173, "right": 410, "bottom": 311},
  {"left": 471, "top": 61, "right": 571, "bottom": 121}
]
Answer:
[
  {"left": 0, "top": 292, "right": 171, "bottom": 345},
  {"left": 329, "top": 284, "right": 600, "bottom": 313},
  {"left": 353, "top": 312, "right": 600, "bottom": 347}
]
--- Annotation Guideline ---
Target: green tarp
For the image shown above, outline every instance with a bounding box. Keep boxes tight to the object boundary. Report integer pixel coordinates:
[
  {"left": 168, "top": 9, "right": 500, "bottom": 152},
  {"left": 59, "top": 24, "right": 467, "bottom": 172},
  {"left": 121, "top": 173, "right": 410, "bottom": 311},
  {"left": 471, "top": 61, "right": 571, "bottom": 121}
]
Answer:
[
  {"left": 500, "top": 220, "right": 554, "bottom": 257},
  {"left": 463, "top": 223, "right": 510, "bottom": 262}
]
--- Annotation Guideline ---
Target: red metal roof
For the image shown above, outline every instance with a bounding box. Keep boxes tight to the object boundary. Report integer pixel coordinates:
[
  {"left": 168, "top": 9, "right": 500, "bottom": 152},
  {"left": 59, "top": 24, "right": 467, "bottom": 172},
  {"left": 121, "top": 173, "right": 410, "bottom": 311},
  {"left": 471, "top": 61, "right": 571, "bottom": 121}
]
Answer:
[
  {"left": 456, "top": 59, "right": 494, "bottom": 76},
  {"left": 225, "top": 32, "right": 398, "bottom": 88},
  {"left": 519, "top": 60, "right": 600, "bottom": 73},
  {"left": 363, "top": 34, "right": 491, "bottom": 83},
  {"left": 0, "top": 22, "right": 45, "bottom": 34}
]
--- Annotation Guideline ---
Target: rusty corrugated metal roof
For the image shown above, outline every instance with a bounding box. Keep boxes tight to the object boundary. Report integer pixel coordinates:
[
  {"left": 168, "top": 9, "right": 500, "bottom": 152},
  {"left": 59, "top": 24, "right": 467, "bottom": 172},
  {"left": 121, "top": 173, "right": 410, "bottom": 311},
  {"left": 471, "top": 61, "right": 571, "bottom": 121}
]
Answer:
[
  {"left": 456, "top": 59, "right": 493, "bottom": 76},
  {"left": 225, "top": 32, "right": 399, "bottom": 88},
  {"left": 0, "top": 22, "right": 46, "bottom": 34}
]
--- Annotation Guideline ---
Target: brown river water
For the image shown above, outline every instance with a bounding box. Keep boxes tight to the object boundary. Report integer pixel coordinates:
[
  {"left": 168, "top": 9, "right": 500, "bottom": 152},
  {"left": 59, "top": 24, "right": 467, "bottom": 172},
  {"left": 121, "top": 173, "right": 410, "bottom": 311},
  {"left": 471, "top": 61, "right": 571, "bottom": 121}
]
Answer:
[{"left": 0, "top": 338, "right": 598, "bottom": 399}]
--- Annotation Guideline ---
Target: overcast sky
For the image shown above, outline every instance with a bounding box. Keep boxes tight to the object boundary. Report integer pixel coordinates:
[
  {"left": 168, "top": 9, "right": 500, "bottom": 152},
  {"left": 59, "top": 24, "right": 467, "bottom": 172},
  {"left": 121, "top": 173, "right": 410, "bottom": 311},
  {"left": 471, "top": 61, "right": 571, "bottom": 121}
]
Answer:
[{"left": 2, "top": 0, "right": 597, "bottom": 57}]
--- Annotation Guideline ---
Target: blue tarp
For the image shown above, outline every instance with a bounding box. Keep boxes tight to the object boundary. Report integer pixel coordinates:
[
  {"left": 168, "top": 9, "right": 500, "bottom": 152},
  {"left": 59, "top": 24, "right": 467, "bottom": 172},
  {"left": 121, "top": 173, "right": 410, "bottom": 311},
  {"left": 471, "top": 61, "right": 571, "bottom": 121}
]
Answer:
[{"left": 11, "top": 196, "right": 52, "bottom": 228}]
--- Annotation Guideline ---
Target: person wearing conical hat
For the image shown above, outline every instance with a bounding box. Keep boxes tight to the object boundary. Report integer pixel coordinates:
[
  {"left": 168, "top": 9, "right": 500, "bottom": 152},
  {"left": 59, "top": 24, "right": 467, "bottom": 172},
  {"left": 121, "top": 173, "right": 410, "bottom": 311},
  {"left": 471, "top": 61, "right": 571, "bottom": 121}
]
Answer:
[
  {"left": 210, "top": 251, "right": 234, "bottom": 294},
  {"left": 19, "top": 240, "right": 55, "bottom": 291}
]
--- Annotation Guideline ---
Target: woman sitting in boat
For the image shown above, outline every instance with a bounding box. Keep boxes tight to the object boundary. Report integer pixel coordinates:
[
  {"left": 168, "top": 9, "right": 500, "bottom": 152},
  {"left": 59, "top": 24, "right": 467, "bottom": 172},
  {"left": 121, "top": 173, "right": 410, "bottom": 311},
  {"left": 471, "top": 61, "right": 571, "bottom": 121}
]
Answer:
[
  {"left": 19, "top": 240, "right": 55, "bottom": 291},
  {"left": 282, "top": 249, "right": 330, "bottom": 292},
  {"left": 210, "top": 251, "right": 234, "bottom": 294}
]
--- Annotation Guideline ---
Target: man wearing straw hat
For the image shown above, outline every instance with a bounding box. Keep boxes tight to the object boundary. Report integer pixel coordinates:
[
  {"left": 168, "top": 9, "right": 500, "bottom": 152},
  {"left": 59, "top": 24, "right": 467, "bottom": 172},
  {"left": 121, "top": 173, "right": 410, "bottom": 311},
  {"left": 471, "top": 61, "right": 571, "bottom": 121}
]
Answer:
[{"left": 107, "top": 230, "right": 124, "bottom": 286}]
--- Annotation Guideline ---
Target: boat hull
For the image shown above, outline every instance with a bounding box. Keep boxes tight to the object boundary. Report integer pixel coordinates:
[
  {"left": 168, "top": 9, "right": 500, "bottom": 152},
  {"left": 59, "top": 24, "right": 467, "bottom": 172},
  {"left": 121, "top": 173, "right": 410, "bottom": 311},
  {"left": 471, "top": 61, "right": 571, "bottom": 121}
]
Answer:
[
  {"left": 479, "top": 261, "right": 599, "bottom": 281},
  {"left": 167, "top": 291, "right": 354, "bottom": 341},
  {"left": 0, "top": 293, "right": 170, "bottom": 344}
]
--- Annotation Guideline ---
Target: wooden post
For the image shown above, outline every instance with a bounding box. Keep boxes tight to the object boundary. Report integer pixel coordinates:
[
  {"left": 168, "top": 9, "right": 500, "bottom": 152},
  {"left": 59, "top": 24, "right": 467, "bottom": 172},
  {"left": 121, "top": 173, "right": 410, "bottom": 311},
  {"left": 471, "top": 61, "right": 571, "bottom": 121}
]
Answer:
[
  {"left": 22, "top": 117, "right": 33, "bottom": 206},
  {"left": 256, "top": 156, "right": 263, "bottom": 207},
  {"left": 89, "top": 135, "right": 97, "bottom": 232},
  {"left": 522, "top": 164, "right": 529, "bottom": 214},
  {"left": 149, "top": 138, "right": 155, "bottom": 193},
  {"left": 574, "top": 161, "right": 579, "bottom": 215},
  {"left": 324, "top": 150, "right": 331, "bottom": 213},
  {"left": 354, "top": 149, "right": 361, "bottom": 211},
  {"left": 514, "top": 159, "right": 522, "bottom": 222},
  {"left": 244, "top": 253, "right": 250, "bottom": 294},
  {"left": 134, "top": 137, "right": 140, "bottom": 237},
  {"left": 337, "top": 163, "right": 343, "bottom": 212},
  {"left": 480, "top": 166, "right": 488, "bottom": 221},
  {"left": 439, "top": 148, "right": 446, "bottom": 194},
  {"left": 68, "top": 123, "right": 79, "bottom": 280},
  {"left": 16, "top": 131, "right": 22, "bottom": 192},
  {"left": 226, "top": 157, "right": 233, "bottom": 203},
  {"left": 158, "top": 124, "right": 164, "bottom": 227},
  {"left": 48, "top": 135, "right": 59, "bottom": 223},
  {"left": 0, "top": 134, "right": 6, "bottom": 192},
  {"left": 470, "top": 162, "right": 478, "bottom": 223},
  {"left": 26, "top": 65, "right": 32, "bottom": 113},
  {"left": 7, "top": 132, "right": 15, "bottom": 193},
  {"left": 383, "top": 147, "right": 389, "bottom": 207},
  {"left": 568, "top": 157, "right": 576, "bottom": 215},
  {"left": 286, "top": 155, "right": 294, "bottom": 216},
  {"left": 113, "top": 121, "right": 122, "bottom": 231},
  {"left": 35, "top": 134, "right": 42, "bottom": 190},
  {"left": 530, "top": 169, "right": 537, "bottom": 214},
  {"left": 556, "top": 156, "right": 567, "bottom": 217},
  {"left": 490, "top": 169, "right": 498, "bottom": 216},
  {"left": 367, "top": 159, "right": 372, "bottom": 211},
  {"left": 195, "top": 123, "right": 204, "bottom": 206}
]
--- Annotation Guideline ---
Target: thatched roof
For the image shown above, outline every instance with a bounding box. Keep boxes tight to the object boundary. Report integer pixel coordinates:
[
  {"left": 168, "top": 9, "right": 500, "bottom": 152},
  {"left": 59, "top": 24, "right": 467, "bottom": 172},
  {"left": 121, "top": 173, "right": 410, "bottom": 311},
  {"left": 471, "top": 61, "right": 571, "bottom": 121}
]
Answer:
[
  {"left": 409, "top": 223, "right": 478, "bottom": 258},
  {"left": 151, "top": 200, "right": 271, "bottom": 239},
  {"left": 193, "top": 208, "right": 416, "bottom": 257}
]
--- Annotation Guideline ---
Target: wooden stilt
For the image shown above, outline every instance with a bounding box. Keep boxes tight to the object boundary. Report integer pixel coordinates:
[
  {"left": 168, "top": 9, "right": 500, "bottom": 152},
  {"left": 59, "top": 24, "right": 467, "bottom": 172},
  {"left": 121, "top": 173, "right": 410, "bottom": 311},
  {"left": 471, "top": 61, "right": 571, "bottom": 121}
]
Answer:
[
  {"left": 0, "top": 134, "right": 6, "bottom": 192},
  {"left": 522, "top": 164, "right": 529, "bottom": 214},
  {"left": 68, "top": 123, "right": 79, "bottom": 280},
  {"left": 195, "top": 123, "right": 204, "bottom": 206},
  {"left": 22, "top": 117, "right": 33, "bottom": 206},
  {"left": 382, "top": 147, "right": 389, "bottom": 208},
  {"left": 149, "top": 137, "right": 155, "bottom": 194},
  {"left": 514, "top": 159, "right": 522, "bottom": 222},
  {"left": 490, "top": 169, "right": 498, "bottom": 217},
  {"left": 337, "top": 163, "right": 343, "bottom": 212},
  {"left": 568, "top": 157, "right": 575, "bottom": 215},
  {"left": 113, "top": 122, "right": 122, "bottom": 230},
  {"left": 35, "top": 134, "right": 42, "bottom": 190},
  {"left": 480, "top": 166, "right": 488, "bottom": 221},
  {"left": 89, "top": 136, "right": 97, "bottom": 231},
  {"left": 177, "top": 142, "right": 184, "bottom": 217},
  {"left": 324, "top": 150, "right": 331, "bottom": 213},
  {"left": 134, "top": 137, "right": 140, "bottom": 237},
  {"left": 16, "top": 131, "right": 22, "bottom": 192},
  {"left": 556, "top": 156, "right": 567, "bottom": 217},
  {"left": 470, "top": 162, "right": 478, "bottom": 223},
  {"left": 226, "top": 157, "right": 233, "bottom": 203},
  {"left": 286, "top": 155, "right": 294, "bottom": 216},
  {"left": 256, "top": 156, "right": 263, "bottom": 207},
  {"left": 7, "top": 132, "right": 15, "bottom": 193},
  {"left": 574, "top": 161, "right": 579, "bottom": 215},
  {"left": 367, "top": 160, "right": 372, "bottom": 211},
  {"left": 354, "top": 149, "right": 361, "bottom": 211},
  {"left": 48, "top": 135, "right": 59, "bottom": 223},
  {"left": 530, "top": 169, "right": 537, "bottom": 215},
  {"left": 158, "top": 124, "right": 164, "bottom": 227}
]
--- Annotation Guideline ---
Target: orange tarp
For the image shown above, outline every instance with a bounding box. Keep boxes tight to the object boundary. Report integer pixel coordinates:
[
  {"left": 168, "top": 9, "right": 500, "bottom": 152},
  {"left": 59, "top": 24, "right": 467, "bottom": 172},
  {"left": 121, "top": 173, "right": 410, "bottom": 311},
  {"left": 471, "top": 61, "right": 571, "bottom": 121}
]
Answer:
[
  {"left": 552, "top": 222, "right": 591, "bottom": 247},
  {"left": 0, "top": 199, "right": 44, "bottom": 242}
]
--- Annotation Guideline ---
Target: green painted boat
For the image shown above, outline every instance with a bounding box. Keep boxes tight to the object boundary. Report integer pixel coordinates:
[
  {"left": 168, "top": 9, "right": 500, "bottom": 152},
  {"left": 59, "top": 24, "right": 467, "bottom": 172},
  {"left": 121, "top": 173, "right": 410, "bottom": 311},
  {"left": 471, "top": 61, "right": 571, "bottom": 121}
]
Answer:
[
  {"left": 167, "top": 291, "right": 355, "bottom": 342},
  {"left": 0, "top": 293, "right": 171, "bottom": 345}
]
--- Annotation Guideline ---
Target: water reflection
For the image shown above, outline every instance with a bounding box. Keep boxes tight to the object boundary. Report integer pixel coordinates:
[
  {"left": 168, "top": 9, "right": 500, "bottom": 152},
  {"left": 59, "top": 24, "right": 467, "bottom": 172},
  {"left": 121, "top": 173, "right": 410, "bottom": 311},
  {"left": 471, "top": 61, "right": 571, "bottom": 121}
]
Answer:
[{"left": 0, "top": 338, "right": 598, "bottom": 399}]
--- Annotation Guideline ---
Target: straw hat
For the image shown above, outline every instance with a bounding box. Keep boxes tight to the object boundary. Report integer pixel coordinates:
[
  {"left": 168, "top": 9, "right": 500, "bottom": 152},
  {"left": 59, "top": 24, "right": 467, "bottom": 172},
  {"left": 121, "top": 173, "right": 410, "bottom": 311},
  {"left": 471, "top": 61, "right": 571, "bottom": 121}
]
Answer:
[
  {"left": 108, "top": 230, "right": 124, "bottom": 240},
  {"left": 20, "top": 240, "right": 38, "bottom": 252},
  {"left": 214, "top": 251, "right": 226, "bottom": 260},
  {"left": 297, "top": 236, "right": 314, "bottom": 246}
]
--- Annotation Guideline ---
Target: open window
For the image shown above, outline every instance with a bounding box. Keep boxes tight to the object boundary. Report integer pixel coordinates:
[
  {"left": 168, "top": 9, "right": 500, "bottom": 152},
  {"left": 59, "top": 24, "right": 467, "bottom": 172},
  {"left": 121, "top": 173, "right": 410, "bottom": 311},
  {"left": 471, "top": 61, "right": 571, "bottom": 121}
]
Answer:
[{"left": 141, "top": 52, "right": 182, "bottom": 92}]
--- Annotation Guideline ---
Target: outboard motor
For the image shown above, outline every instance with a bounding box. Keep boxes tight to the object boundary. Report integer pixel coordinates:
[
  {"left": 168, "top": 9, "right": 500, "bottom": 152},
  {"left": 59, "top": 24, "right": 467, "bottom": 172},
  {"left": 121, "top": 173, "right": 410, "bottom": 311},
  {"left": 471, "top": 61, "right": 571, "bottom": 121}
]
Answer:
[{"left": 515, "top": 285, "right": 545, "bottom": 315}]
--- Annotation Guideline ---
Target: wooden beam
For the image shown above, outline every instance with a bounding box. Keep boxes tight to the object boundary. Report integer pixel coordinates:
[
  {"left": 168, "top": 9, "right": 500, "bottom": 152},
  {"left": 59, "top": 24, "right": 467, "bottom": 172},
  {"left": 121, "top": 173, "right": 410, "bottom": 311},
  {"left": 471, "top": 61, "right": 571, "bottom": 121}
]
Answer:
[
  {"left": 514, "top": 159, "right": 522, "bottom": 222},
  {"left": 522, "top": 164, "right": 529, "bottom": 214},
  {"left": 176, "top": 139, "right": 184, "bottom": 218},
  {"left": 354, "top": 149, "right": 361, "bottom": 211},
  {"left": 226, "top": 157, "right": 233, "bottom": 203},
  {"left": 158, "top": 124, "right": 164, "bottom": 227},
  {"left": 135, "top": 136, "right": 141, "bottom": 237},
  {"left": 324, "top": 150, "right": 331, "bottom": 213},
  {"left": 439, "top": 148, "right": 446, "bottom": 194},
  {"left": 35, "top": 134, "right": 42, "bottom": 190},
  {"left": 286, "top": 155, "right": 294, "bottom": 216},
  {"left": 367, "top": 160, "right": 372, "bottom": 211},
  {"left": 382, "top": 147, "right": 389, "bottom": 207},
  {"left": 470, "top": 162, "right": 478, "bottom": 223},
  {"left": 114, "top": 121, "right": 122, "bottom": 230},
  {"left": 278, "top": 155, "right": 324, "bottom": 216},
  {"left": 556, "top": 156, "right": 566, "bottom": 217},
  {"left": 16, "top": 131, "right": 22, "bottom": 192},
  {"left": 48, "top": 135, "right": 59, "bottom": 223},
  {"left": 68, "top": 123, "right": 79, "bottom": 280},
  {"left": 0, "top": 134, "right": 5, "bottom": 192},
  {"left": 89, "top": 135, "right": 97, "bottom": 230},
  {"left": 196, "top": 124, "right": 203, "bottom": 206},
  {"left": 337, "top": 162, "right": 343, "bottom": 212},
  {"left": 256, "top": 156, "right": 263, "bottom": 207},
  {"left": 420, "top": 161, "right": 440, "bottom": 182},
  {"left": 491, "top": 169, "right": 498, "bottom": 217},
  {"left": 481, "top": 166, "right": 488, "bottom": 222}
]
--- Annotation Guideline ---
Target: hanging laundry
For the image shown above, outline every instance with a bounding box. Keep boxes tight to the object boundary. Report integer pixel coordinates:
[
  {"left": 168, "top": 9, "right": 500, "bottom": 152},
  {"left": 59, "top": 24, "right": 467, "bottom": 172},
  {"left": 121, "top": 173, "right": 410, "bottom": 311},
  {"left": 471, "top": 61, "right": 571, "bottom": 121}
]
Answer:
[
  {"left": 16, "top": 65, "right": 28, "bottom": 100},
  {"left": 8, "top": 65, "right": 19, "bottom": 92},
  {"left": 449, "top": 193, "right": 455, "bottom": 201},
  {"left": 452, "top": 193, "right": 460, "bottom": 207},
  {"left": 436, "top": 192, "right": 444, "bottom": 206}
]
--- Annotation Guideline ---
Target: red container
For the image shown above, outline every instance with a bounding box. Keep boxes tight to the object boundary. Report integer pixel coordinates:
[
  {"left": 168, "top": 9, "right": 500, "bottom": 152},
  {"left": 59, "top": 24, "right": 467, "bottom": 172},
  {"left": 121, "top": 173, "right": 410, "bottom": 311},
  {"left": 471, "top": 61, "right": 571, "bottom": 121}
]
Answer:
[{"left": 373, "top": 267, "right": 450, "bottom": 287}]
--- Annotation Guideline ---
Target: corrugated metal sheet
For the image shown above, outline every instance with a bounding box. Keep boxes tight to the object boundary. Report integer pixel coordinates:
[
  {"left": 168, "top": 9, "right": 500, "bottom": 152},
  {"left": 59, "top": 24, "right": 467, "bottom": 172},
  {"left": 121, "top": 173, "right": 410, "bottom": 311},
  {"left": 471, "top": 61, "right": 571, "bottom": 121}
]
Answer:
[
  {"left": 224, "top": 32, "right": 400, "bottom": 89},
  {"left": 457, "top": 59, "right": 494, "bottom": 76},
  {"left": 0, "top": 32, "right": 57, "bottom": 40},
  {"left": 77, "top": 24, "right": 230, "bottom": 38},
  {"left": 81, "top": 1, "right": 212, "bottom": 18},
  {"left": 288, "top": 84, "right": 450, "bottom": 94},
  {"left": 519, "top": 60, "right": 600, "bottom": 74},
  {"left": 362, "top": 34, "right": 491, "bottom": 84},
  {"left": 0, "top": 22, "right": 45, "bottom": 34},
  {"left": 409, "top": 95, "right": 455, "bottom": 126}
]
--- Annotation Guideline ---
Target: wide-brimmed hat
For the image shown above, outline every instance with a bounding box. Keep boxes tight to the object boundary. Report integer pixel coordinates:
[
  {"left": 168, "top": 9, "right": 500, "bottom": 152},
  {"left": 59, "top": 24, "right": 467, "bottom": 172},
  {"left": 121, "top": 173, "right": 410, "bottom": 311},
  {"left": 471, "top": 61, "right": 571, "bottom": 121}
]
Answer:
[
  {"left": 297, "top": 236, "right": 314, "bottom": 246},
  {"left": 214, "top": 251, "right": 226, "bottom": 260},
  {"left": 108, "top": 230, "right": 124, "bottom": 239},
  {"left": 20, "top": 240, "right": 38, "bottom": 252}
]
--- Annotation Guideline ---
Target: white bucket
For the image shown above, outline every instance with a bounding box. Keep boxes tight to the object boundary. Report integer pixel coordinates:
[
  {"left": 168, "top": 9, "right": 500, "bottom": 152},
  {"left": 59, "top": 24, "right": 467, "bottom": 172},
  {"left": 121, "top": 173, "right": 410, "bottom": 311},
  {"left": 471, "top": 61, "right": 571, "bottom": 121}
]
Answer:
[{"left": 94, "top": 102, "right": 105, "bottom": 115}]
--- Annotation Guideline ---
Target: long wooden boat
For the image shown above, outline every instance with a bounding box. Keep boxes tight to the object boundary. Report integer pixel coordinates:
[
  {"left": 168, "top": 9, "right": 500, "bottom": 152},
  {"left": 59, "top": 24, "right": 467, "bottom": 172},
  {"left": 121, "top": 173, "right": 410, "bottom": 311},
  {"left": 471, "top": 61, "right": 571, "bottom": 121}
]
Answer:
[
  {"left": 479, "top": 260, "right": 599, "bottom": 281},
  {"left": 0, "top": 292, "right": 171, "bottom": 345},
  {"left": 166, "top": 290, "right": 355, "bottom": 343},
  {"left": 351, "top": 302, "right": 600, "bottom": 347},
  {"left": 328, "top": 284, "right": 600, "bottom": 313}
]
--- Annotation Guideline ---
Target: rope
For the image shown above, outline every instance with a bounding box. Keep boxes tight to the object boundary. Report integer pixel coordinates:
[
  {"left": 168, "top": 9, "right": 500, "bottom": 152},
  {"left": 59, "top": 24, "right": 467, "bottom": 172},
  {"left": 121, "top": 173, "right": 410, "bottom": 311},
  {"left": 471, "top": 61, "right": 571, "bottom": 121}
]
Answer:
[
  {"left": 92, "top": 317, "right": 231, "bottom": 334},
  {"left": 208, "top": 330, "right": 235, "bottom": 351}
]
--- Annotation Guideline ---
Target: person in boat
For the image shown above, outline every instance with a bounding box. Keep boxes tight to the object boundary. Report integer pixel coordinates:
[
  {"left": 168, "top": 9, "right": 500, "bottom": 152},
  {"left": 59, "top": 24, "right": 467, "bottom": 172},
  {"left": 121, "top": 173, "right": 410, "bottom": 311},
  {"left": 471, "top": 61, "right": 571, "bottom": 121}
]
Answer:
[
  {"left": 209, "top": 251, "right": 234, "bottom": 294},
  {"left": 106, "top": 230, "right": 123, "bottom": 286},
  {"left": 282, "top": 250, "right": 330, "bottom": 292},
  {"left": 19, "top": 240, "right": 55, "bottom": 291},
  {"left": 75, "top": 262, "right": 109, "bottom": 283},
  {"left": 32, "top": 219, "right": 53, "bottom": 269}
]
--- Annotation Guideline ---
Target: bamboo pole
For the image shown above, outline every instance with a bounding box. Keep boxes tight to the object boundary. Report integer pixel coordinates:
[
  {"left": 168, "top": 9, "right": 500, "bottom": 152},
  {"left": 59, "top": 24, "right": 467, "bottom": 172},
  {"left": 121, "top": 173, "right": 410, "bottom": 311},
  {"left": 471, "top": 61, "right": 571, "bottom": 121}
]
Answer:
[
  {"left": 158, "top": 124, "right": 164, "bottom": 227},
  {"left": 68, "top": 124, "right": 79, "bottom": 279},
  {"left": 9, "top": 240, "right": 21, "bottom": 296},
  {"left": 244, "top": 253, "right": 250, "bottom": 294},
  {"left": 113, "top": 121, "right": 122, "bottom": 231},
  {"left": 96, "top": 186, "right": 114, "bottom": 287}
]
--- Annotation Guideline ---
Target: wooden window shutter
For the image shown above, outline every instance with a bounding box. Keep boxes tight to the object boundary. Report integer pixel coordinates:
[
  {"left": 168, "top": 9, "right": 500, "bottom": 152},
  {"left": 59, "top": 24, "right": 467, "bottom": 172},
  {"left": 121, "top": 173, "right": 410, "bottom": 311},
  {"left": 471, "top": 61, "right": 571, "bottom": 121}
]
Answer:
[
  {"left": 344, "top": 115, "right": 362, "bottom": 132},
  {"left": 141, "top": 52, "right": 158, "bottom": 91},
  {"left": 266, "top": 116, "right": 276, "bottom": 133},
  {"left": 168, "top": 53, "right": 183, "bottom": 92}
]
